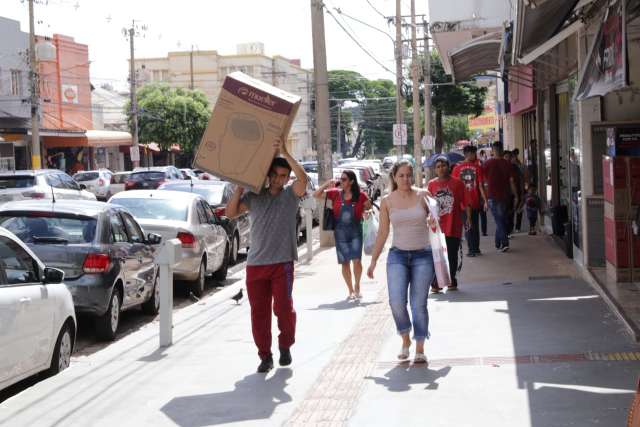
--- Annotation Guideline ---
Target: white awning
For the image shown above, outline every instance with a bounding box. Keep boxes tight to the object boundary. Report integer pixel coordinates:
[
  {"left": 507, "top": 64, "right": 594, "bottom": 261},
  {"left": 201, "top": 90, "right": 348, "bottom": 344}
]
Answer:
[
  {"left": 449, "top": 32, "right": 503, "bottom": 82},
  {"left": 85, "top": 130, "right": 132, "bottom": 147}
]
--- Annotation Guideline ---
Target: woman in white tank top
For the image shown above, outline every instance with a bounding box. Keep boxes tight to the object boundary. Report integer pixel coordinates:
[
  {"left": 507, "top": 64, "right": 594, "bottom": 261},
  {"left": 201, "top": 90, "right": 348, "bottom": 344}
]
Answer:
[{"left": 367, "top": 160, "right": 435, "bottom": 364}]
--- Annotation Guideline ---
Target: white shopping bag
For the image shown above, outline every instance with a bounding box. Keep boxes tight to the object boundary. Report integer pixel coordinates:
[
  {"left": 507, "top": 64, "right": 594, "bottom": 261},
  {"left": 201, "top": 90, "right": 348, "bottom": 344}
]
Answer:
[
  {"left": 425, "top": 196, "right": 451, "bottom": 287},
  {"left": 363, "top": 212, "right": 379, "bottom": 255}
]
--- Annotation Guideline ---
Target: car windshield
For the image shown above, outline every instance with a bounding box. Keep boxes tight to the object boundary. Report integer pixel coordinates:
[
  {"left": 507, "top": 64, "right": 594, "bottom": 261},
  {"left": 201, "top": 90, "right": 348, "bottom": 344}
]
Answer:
[
  {"left": 0, "top": 213, "right": 97, "bottom": 244},
  {"left": 113, "top": 173, "right": 130, "bottom": 184},
  {"left": 111, "top": 198, "right": 188, "bottom": 221},
  {"left": 130, "top": 171, "right": 164, "bottom": 180},
  {"left": 161, "top": 184, "right": 226, "bottom": 205},
  {"left": 0, "top": 176, "right": 35, "bottom": 189},
  {"left": 73, "top": 172, "right": 99, "bottom": 181}
]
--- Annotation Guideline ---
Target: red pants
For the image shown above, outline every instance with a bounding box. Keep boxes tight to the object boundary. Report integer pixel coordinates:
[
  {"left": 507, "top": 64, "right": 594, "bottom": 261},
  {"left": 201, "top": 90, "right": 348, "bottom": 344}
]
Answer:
[{"left": 246, "top": 262, "right": 296, "bottom": 358}]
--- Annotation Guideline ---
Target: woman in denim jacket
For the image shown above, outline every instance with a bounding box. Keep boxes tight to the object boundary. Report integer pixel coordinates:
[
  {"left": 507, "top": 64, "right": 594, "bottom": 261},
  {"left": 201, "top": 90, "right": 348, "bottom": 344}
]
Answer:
[{"left": 367, "top": 160, "right": 434, "bottom": 364}]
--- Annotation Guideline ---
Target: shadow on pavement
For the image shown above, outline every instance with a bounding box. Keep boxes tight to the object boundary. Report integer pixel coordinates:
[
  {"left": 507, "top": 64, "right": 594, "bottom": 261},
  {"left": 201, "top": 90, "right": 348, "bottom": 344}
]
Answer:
[
  {"left": 161, "top": 368, "right": 293, "bottom": 427},
  {"left": 309, "top": 300, "right": 380, "bottom": 311},
  {"left": 429, "top": 278, "right": 640, "bottom": 426},
  {"left": 365, "top": 365, "right": 452, "bottom": 392}
]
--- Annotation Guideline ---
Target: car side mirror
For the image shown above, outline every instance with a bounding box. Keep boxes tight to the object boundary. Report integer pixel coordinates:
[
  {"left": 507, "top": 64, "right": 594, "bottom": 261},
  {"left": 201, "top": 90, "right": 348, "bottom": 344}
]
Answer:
[
  {"left": 147, "top": 233, "right": 162, "bottom": 245},
  {"left": 79, "top": 184, "right": 87, "bottom": 190},
  {"left": 43, "top": 267, "right": 65, "bottom": 284}
]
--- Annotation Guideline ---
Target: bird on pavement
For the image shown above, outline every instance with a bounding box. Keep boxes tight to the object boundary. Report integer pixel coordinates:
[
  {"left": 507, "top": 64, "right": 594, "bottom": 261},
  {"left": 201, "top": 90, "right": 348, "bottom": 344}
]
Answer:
[{"left": 231, "top": 288, "right": 244, "bottom": 304}]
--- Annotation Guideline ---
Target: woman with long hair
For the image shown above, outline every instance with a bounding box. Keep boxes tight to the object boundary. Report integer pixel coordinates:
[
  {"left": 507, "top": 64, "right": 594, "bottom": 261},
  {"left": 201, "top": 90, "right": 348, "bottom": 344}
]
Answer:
[
  {"left": 367, "top": 160, "right": 434, "bottom": 364},
  {"left": 314, "top": 170, "right": 372, "bottom": 300}
]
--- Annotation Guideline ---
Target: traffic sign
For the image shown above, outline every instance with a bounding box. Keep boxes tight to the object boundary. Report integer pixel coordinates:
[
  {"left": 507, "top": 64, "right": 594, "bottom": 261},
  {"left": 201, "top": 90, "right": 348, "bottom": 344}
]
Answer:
[
  {"left": 393, "top": 124, "right": 407, "bottom": 146},
  {"left": 130, "top": 145, "right": 140, "bottom": 162}
]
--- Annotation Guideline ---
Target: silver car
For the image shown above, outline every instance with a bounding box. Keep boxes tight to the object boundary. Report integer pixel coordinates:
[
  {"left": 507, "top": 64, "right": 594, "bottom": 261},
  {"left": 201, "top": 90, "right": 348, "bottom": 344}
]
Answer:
[
  {"left": 0, "top": 170, "right": 96, "bottom": 205},
  {"left": 109, "top": 190, "right": 230, "bottom": 297},
  {"left": 73, "top": 169, "right": 114, "bottom": 201}
]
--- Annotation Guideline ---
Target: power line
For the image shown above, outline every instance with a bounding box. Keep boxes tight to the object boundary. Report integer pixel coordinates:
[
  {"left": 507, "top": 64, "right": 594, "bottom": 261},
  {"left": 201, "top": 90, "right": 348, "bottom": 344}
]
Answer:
[{"left": 364, "top": 0, "right": 387, "bottom": 19}]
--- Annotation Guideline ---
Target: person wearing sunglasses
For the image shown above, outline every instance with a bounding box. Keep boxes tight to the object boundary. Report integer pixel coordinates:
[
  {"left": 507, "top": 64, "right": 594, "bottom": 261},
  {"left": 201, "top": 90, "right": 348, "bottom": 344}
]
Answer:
[{"left": 314, "top": 170, "right": 372, "bottom": 300}]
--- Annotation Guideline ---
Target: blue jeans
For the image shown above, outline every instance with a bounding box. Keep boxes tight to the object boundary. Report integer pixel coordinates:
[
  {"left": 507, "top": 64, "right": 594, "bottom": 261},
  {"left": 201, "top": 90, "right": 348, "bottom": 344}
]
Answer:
[
  {"left": 386, "top": 247, "right": 434, "bottom": 341},
  {"left": 488, "top": 199, "right": 509, "bottom": 249}
]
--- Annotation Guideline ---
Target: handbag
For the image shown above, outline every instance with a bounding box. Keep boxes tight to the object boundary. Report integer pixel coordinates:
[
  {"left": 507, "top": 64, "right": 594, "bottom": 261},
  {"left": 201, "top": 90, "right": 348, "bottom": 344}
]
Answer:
[{"left": 322, "top": 195, "right": 335, "bottom": 231}]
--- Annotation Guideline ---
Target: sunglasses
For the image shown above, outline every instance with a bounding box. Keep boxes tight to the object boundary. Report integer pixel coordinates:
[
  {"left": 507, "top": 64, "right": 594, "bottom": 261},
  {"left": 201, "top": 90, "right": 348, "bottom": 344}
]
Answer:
[{"left": 340, "top": 177, "right": 349, "bottom": 182}]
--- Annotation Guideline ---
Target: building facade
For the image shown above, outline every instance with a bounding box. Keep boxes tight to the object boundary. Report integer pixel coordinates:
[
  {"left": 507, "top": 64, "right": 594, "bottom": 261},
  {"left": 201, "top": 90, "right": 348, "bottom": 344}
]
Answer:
[
  {"left": 0, "top": 16, "right": 131, "bottom": 172},
  {"left": 133, "top": 43, "right": 315, "bottom": 161}
]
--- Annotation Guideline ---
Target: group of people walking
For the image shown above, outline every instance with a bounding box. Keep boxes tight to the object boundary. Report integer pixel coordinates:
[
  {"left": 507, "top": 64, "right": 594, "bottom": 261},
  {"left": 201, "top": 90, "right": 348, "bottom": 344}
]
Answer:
[{"left": 226, "top": 139, "right": 540, "bottom": 372}]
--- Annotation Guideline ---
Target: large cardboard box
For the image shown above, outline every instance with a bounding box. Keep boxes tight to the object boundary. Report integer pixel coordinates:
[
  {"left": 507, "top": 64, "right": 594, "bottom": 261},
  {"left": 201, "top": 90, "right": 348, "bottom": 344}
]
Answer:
[
  {"left": 604, "top": 217, "right": 631, "bottom": 268},
  {"left": 193, "top": 72, "right": 301, "bottom": 192}
]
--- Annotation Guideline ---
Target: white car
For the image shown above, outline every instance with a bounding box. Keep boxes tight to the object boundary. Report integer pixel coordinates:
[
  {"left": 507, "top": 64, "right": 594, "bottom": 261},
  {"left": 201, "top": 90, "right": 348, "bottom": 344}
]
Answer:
[
  {"left": 109, "top": 171, "right": 131, "bottom": 195},
  {"left": 73, "top": 169, "right": 114, "bottom": 201},
  {"left": 109, "top": 190, "right": 230, "bottom": 297},
  {"left": 0, "top": 226, "right": 76, "bottom": 391},
  {"left": 0, "top": 170, "right": 97, "bottom": 205}
]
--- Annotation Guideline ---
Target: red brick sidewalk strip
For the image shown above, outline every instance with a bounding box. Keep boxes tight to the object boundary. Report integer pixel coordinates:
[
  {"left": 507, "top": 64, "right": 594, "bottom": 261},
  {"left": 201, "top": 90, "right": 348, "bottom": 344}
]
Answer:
[{"left": 285, "top": 288, "right": 393, "bottom": 427}]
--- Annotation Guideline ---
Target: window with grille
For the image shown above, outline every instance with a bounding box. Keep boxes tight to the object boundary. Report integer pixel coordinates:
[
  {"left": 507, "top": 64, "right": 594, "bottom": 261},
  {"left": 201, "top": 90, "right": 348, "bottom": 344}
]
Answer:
[{"left": 10, "top": 70, "right": 22, "bottom": 96}]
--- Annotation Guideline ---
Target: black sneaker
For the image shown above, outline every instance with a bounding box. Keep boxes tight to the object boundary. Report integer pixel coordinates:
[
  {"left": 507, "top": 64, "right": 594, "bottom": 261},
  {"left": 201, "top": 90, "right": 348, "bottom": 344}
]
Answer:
[
  {"left": 257, "top": 355, "right": 274, "bottom": 373},
  {"left": 466, "top": 252, "right": 476, "bottom": 257},
  {"left": 500, "top": 245, "right": 510, "bottom": 253},
  {"left": 279, "top": 348, "right": 292, "bottom": 366}
]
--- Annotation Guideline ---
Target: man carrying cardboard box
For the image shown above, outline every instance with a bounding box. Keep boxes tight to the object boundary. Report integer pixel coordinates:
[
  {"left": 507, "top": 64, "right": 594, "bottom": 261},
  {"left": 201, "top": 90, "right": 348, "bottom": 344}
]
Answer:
[{"left": 226, "top": 138, "right": 308, "bottom": 373}]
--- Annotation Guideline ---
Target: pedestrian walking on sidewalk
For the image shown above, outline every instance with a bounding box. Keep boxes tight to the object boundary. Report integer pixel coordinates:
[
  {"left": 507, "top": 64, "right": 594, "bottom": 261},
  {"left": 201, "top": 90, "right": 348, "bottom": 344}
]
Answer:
[
  {"left": 314, "top": 170, "right": 372, "bottom": 300},
  {"left": 452, "top": 145, "right": 487, "bottom": 257},
  {"left": 525, "top": 187, "right": 542, "bottom": 235},
  {"left": 367, "top": 159, "right": 433, "bottom": 364},
  {"left": 482, "top": 142, "right": 519, "bottom": 252},
  {"left": 226, "top": 138, "right": 308, "bottom": 374},
  {"left": 428, "top": 157, "right": 468, "bottom": 291}
]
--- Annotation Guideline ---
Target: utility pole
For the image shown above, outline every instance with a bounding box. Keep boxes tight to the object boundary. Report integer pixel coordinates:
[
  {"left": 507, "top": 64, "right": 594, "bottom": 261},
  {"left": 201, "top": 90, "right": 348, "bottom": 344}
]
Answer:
[
  {"left": 395, "top": 0, "right": 405, "bottom": 156},
  {"left": 410, "top": 0, "right": 421, "bottom": 187},
  {"left": 28, "top": 0, "right": 41, "bottom": 169},
  {"left": 311, "top": 0, "right": 334, "bottom": 247},
  {"left": 127, "top": 21, "right": 140, "bottom": 168},
  {"left": 189, "top": 45, "right": 194, "bottom": 89},
  {"left": 310, "top": 0, "right": 332, "bottom": 183},
  {"left": 423, "top": 19, "right": 432, "bottom": 159},
  {"left": 336, "top": 104, "right": 341, "bottom": 157}
]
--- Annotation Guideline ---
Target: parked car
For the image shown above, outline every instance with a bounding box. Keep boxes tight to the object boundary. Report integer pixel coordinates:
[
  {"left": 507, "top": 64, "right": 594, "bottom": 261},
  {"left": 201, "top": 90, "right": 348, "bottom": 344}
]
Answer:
[
  {"left": 125, "top": 167, "right": 183, "bottom": 190},
  {"left": 0, "top": 200, "right": 161, "bottom": 341},
  {"left": 192, "top": 169, "right": 218, "bottom": 180},
  {"left": 0, "top": 226, "right": 75, "bottom": 391},
  {"left": 109, "top": 190, "right": 230, "bottom": 297},
  {"left": 157, "top": 180, "right": 250, "bottom": 265},
  {"left": 0, "top": 169, "right": 96, "bottom": 205},
  {"left": 109, "top": 171, "right": 131, "bottom": 195},
  {"left": 342, "top": 162, "right": 384, "bottom": 200},
  {"left": 73, "top": 169, "right": 114, "bottom": 201},
  {"left": 301, "top": 161, "right": 319, "bottom": 173},
  {"left": 179, "top": 168, "right": 199, "bottom": 180}
]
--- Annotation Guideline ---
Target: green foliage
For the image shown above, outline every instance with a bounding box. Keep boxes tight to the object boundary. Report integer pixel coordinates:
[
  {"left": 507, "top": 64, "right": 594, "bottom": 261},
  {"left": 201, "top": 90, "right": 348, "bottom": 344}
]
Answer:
[
  {"left": 443, "top": 115, "right": 470, "bottom": 151},
  {"left": 125, "top": 84, "right": 210, "bottom": 154},
  {"left": 328, "top": 70, "right": 412, "bottom": 157},
  {"left": 430, "top": 52, "right": 486, "bottom": 117}
]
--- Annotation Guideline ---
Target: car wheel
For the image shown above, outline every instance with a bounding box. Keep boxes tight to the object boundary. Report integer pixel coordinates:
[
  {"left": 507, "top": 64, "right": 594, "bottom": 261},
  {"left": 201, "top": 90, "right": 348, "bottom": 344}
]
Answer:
[
  {"left": 230, "top": 233, "right": 239, "bottom": 265},
  {"left": 191, "top": 258, "right": 206, "bottom": 298},
  {"left": 47, "top": 322, "right": 73, "bottom": 376},
  {"left": 213, "top": 243, "right": 229, "bottom": 281},
  {"left": 142, "top": 271, "right": 160, "bottom": 315},
  {"left": 96, "top": 289, "right": 121, "bottom": 341}
]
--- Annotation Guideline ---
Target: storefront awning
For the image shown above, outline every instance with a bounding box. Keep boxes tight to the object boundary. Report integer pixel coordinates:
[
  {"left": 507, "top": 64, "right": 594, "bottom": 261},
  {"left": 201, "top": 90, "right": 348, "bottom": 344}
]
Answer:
[
  {"left": 43, "top": 130, "right": 132, "bottom": 148},
  {"left": 449, "top": 32, "right": 503, "bottom": 82},
  {"left": 141, "top": 142, "right": 182, "bottom": 153},
  {"left": 513, "top": 0, "right": 592, "bottom": 64}
]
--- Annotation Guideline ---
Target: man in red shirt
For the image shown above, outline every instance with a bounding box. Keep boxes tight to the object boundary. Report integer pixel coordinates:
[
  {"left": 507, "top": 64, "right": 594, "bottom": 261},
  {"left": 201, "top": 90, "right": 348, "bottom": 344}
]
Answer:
[
  {"left": 482, "top": 142, "right": 519, "bottom": 252},
  {"left": 428, "top": 156, "right": 468, "bottom": 291},
  {"left": 452, "top": 145, "right": 487, "bottom": 257}
]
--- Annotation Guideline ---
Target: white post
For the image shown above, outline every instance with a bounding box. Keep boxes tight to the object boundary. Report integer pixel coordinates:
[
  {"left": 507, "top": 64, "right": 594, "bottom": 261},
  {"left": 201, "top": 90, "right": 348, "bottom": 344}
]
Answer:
[
  {"left": 156, "top": 238, "right": 181, "bottom": 348},
  {"left": 302, "top": 197, "right": 315, "bottom": 263}
]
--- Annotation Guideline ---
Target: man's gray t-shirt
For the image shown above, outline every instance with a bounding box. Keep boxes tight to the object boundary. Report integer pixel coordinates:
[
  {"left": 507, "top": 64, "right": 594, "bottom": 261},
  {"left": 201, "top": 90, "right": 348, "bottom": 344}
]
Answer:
[{"left": 241, "top": 185, "right": 300, "bottom": 266}]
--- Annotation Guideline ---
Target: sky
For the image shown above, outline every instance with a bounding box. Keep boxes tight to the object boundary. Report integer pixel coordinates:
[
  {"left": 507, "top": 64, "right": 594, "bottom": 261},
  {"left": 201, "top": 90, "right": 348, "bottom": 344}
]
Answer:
[{"left": 2, "top": 0, "right": 428, "bottom": 91}]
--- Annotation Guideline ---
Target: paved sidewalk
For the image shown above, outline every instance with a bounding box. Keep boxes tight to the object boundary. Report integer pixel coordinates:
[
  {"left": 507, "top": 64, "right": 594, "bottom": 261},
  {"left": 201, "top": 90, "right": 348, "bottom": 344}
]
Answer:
[{"left": 1, "top": 231, "right": 639, "bottom": 426}]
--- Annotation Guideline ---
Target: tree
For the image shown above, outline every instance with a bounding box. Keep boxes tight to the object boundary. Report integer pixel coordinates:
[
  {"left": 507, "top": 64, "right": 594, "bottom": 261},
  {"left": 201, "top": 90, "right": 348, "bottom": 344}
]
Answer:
[
  {"left": 125, "top": 84, "right": 210, "bottom": 156},
  {"left": 429, "top": 52, "right": 486, "bottom": 153},
  {"left": 443, "top": 115, "right": 470, "bottom": 151},
  {"left": 328, "top": 70, "right": 411, "bottom": 158}
]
